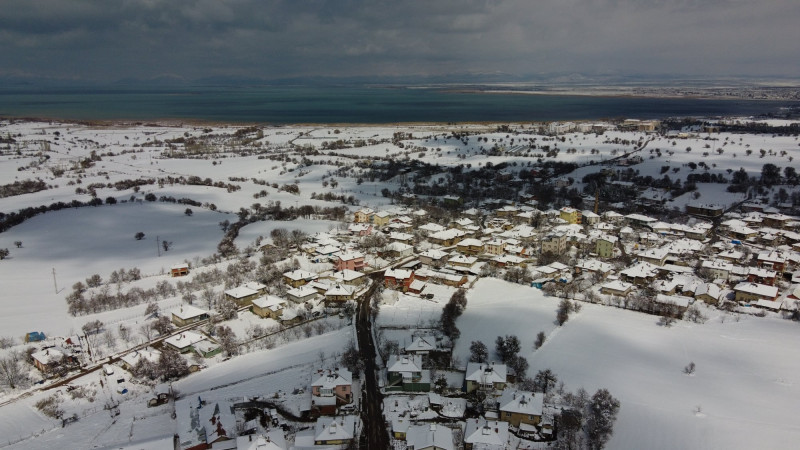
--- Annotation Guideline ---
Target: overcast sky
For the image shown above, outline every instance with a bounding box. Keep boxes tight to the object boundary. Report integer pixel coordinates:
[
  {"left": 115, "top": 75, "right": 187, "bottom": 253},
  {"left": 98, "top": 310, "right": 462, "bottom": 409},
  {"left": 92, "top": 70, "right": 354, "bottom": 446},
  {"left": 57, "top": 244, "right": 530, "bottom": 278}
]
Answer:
[{"left": 1, "top": 0, "right": 798, "bottom": 83}]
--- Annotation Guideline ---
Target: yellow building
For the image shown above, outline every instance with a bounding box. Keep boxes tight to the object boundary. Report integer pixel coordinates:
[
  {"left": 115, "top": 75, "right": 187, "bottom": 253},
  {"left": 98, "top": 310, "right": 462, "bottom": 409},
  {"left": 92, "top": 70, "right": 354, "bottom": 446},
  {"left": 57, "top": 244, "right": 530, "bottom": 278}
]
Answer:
[{"left": 559, "top": 207, "right": 582, "bottom": 225}]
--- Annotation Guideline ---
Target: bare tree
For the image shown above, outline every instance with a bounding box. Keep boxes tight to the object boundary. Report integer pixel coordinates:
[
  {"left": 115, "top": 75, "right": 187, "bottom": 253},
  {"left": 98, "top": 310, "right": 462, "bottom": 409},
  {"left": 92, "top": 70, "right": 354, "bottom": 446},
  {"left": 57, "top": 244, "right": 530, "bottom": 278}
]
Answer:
[
  {"left": 0, "top": 352, "right": 28, "bottom": 389},
  {"left": 534, "top": 331, "right": 546, "bottom": 350},
  {"left": 215, "top": 325, "right": 239, "bottom": 357}
]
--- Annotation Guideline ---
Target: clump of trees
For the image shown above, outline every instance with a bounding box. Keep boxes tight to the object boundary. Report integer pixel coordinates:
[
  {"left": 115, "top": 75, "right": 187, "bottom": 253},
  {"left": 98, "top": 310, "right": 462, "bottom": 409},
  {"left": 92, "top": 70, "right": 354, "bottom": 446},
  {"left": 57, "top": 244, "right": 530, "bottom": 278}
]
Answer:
[
  {"left": 440, "top": 289, "right": 467, "bottom": 341},
  {"left": 469, "top": 340, "right": 488, "bottom": 363},
  {"left": 132, "top": 348, "right": 189, "bottom": 381},
  {"left": 557, "top": 299, "right": 581, "bottom": 326}
]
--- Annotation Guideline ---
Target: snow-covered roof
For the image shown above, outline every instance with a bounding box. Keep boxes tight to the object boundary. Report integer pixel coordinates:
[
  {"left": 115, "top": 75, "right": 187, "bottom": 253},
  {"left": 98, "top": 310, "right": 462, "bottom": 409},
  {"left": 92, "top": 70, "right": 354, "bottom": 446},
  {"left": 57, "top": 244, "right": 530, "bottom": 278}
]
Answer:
[
  {"left": 314, "top": 416, "right": 358, "bottom": 442},
  {"left": 286, "top": 285, "right": 318, "bottom": 299},
  {"left": 405, "top": 335, "right": 436, "bottom": 353},
  {"left": 331, "top": 269, "right": 365, "bottom": 283},
  {"left": 224, "top": 285, "right": 258, "bottom": 299},
  {"left": 172, "top": 305, "right": 209, "bottom": 320},
  {"left": 311, "top": 368, "right": 352, "bottom": 389},
  {"left": 733, "top": 282, "right": 779, "bottom": 298},
  {"left": 465, "top": 362, "right": 507, "bottom": 384},
  {"left": 283, "top": 269, "right": 318, "bottom": 281},
  {"left": 120, "top": 348, "right": 161, "bottom": 368},
  {"left": 387, "top": 355, "right": 423, "bottom": 374},
  {"left": 325, "top": 284, "right": 355, "bottom": 296},
  {"left": 385, "top": 268, "right": 414, "bottom": 280},
  {"left": 655, "top": 294, "right": 692, "bottom": 308},
  {"left": 420, "top": 248, "right": 449, "bottom": 260},
  {"left": 464, "top": 418, "right": 509, "bottom": 449},
  {"left": 252, "top": 295, "right": 287, "bottom": 310},
  {"left": 498, "top": 389, "right": 544, "bottom": 417},
  {"left": 406, "top": 424, "right": 454, "bottom": 450},
  {"left": 601, "top": 280, "right": 634, "bottom": 293},
  {"left": 164, "top": 331, "right": 205, "bottom": 350}
]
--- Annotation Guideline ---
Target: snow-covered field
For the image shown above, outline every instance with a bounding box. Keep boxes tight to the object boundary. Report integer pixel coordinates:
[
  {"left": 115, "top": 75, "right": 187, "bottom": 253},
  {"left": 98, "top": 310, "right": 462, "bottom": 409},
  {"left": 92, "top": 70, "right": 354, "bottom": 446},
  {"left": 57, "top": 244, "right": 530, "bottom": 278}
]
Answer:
[{"left": 447, "top": 279, "right": 800, "bottom": 450}]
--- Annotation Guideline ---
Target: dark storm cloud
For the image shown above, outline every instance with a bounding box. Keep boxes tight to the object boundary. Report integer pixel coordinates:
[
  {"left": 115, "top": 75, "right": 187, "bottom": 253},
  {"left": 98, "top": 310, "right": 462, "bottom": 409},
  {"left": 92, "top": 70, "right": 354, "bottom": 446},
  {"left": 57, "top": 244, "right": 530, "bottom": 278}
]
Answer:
[{"left": 0, "top": 0, "right": 798, "bottom": 82}]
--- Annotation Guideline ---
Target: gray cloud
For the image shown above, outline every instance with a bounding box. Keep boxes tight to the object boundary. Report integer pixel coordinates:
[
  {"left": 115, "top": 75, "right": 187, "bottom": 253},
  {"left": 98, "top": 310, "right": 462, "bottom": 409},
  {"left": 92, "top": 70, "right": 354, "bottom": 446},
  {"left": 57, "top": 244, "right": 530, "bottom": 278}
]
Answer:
[{"left": 0, "top": 0, "right": 798, "bottom": 82}]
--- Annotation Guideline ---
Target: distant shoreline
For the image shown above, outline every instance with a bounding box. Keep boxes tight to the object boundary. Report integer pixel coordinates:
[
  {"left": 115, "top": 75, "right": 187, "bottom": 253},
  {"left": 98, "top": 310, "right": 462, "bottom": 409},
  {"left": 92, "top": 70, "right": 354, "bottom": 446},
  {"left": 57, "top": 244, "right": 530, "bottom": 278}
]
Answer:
[
  {"left": 442, "top": 87, "right": 799, "bottom": 102},
  {"left": 1, "top": 85, "right": 797, "bottom": 125}
]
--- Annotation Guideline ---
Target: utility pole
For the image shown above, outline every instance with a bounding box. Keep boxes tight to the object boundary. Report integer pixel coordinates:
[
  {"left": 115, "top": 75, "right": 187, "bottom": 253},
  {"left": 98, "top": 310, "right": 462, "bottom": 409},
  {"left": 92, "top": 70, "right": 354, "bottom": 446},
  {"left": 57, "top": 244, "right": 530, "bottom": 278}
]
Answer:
[
  {"left": 157, "top": 235, "right": 161, "bottom": 257},
  {"left": 52, "top": 268, "right": 58, "bottom": 294}
]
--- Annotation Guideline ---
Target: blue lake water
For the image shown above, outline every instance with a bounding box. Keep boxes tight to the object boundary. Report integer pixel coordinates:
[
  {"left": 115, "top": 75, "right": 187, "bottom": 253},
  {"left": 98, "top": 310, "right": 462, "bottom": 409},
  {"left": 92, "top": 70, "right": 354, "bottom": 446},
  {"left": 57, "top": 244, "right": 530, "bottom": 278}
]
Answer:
[{"left": 0, "top": 85, "right": 796, "bottom": 123}]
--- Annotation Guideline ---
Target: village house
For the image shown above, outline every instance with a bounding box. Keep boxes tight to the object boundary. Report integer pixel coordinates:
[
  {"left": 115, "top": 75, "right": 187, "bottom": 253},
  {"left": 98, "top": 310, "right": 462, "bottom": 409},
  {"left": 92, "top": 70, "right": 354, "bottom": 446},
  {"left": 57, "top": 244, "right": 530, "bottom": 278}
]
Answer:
[
  {"left": 428, "top": 228, "right": 466, "bottom": 247},
  {"left": 416, "top": 267, "right": 469, "bottom": 287},
  {"left": 324, "top": 284, "right": 357, "bottom": 304},
  {"left": 31, "top": 347, "right": 77, "bottom": 374},
  {"left": 176, "top": 399, "right": 235, "bottom": 450},
  {"left": 235, "top": 432, "right": 287, "bottom": 450},
  {"left": 170, "top": 263, "right": 190, "bottom": 277},
  {"left": 224, "top": 284, "right": 262, "bottom": 306},
  {"left": 595, "top": 235, "right": 618, "bottom": 258},
  {"left": 193, "top": 339, "right": 222, "bottom": 359},
  {"left": 307, "top": 416, "right": 360, "bottom": 447},
  {"left": 405, "top": 424, "right": 455, "bottom": 450},
  {"left": 387, "top": 354, "right": 430, "bottom": 392},
  {"left": 581, "top": 210, "right": 600, "bottom": 225},
  {"left": 372, "top": 210, "right": 394, "bottom": 227},
  {"left": 484, "top": 239, "right": 506, "bottom": 256},
  {"left": 540, "top": 232, "right": 567, "bottom": 255},
  {"left": 404, "top": 334, "right": 437, "bottom": 358},
  {"left": 463, "top": 418, "right": 509, "bottom": 450},
  {"left": 384, "top": 268, "right": 415, "bottom": 292},
  {"left": 419, "top": 248, "right": 449, "bottom": 267},
  {"left": 147, "top": 383, "right": 172, "bottom": 407},
  {"left": 625, "top": 213, "right": 658, "bottom": 229},
  {"left": 120, "top": 348, "right": 161, "bottom": 372},
  {"left": 310, "top": 368, "right": 353, "bottom": 415},
  {"left": 574, "top": 259, "right": 614, "bottom": 279},
  {"left": 497, "top": 389, "right": 544, "bottom": 428},
  {"left": 353, "top": 207, "right": 374, "bottom": 223},
  {"left": 493, "top": 254, "right": 526, "bottom": 268},
  {"left": 620, "top": 261, "right": 661, "bottom": 286},
  {"left": 164, "top": 331, "right": 206, "bottom": 353},
  {"left": 748, "top": 267, "right": 778, "bottom": 286},
  {"left": 251, "top": 295, "right": 287, "bottom": 320},
  {"left": 346, "top": 222, "right": 373, "bottom": 236},
  {"left": 654, "top": 294, "right": 692, "bottom": 317},
  {"left": 763, "top": 213, "right": 795, "bottom": 229},
  {"left": 382, "top": 241, "right": 414, "bottom": 259},
  {"left": 734, "top": 282, "right": 779, "bottom": 303},
  {"left": 456, "top": 238, "right": 485, "bottom": 256},
  {"left": 388, "top": 231, "right": 414, "bottom": 244},
  {"left": 464, "top": 362, "right": 507, "bottom": 394},
  {"left": 418, "top": 222, "right": 447, "bottom": 236},
  {"left": 448, "top": 254, "right": 478, "bottom": 271},
  {"left": 336, "top": 251, "right": 366, "bottom": 272},
  {"left": 701, "top": 260, "right": 733, "bottom": 281},
  {"left": 330, "top": 269, "right": 367, "bottom": 286},
  {"left": 282, "top": 269, "right": 318, "bottom": 288},
  {"left": 637, "top": 247, "right": 669, "bottom": 266},
  {"left": 694, "top": 283, "right": 724, "bottom": 305},
  {"left": 286, "top": 285, "right": 319, "bottom": 304},
  {"left": 559, "top": 207, "right": 582, "bottom": 225},
  {"left": 171, "top": 305, "right": 210, "bottom": 327},
  {"left": 757, "top": 250, "right": 787, "bottom": 273},
  {"left": 717, "top": 248, "right": 744, "bottom": 262},
  {"left": 600, "top": 280, "right": 634, "bottom": 297}
]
